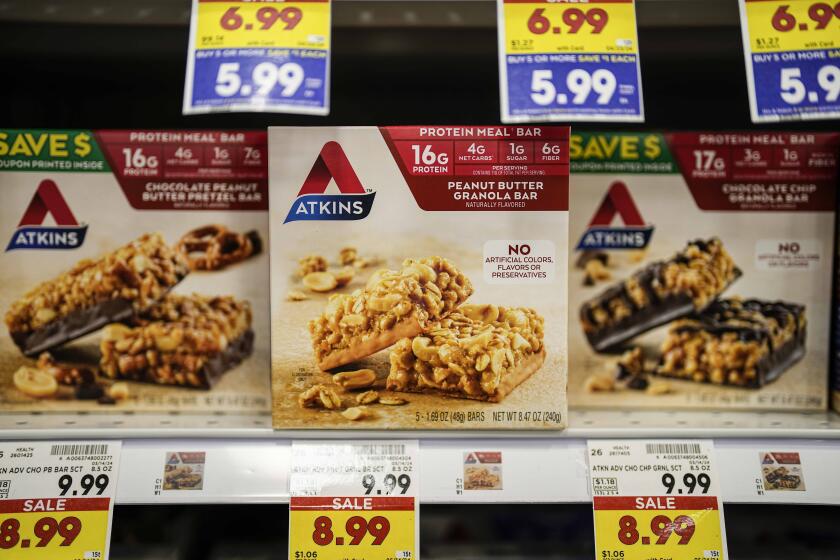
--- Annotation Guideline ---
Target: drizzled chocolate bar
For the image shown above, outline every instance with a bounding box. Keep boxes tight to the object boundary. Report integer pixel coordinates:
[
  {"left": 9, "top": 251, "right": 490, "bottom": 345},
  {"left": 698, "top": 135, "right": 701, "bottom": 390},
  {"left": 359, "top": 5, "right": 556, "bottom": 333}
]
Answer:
[
  {"left": 100, "top": 294, "right": 254, "bottom": 389},
  {"left": 657, "top": 298, "right": 806, "bottom": 388},
  {"left": 5, "top": 233, "right": 189, "bottom": 356},
  {"left": 580, "top": 238, "right": 741, "bottom": 352}
]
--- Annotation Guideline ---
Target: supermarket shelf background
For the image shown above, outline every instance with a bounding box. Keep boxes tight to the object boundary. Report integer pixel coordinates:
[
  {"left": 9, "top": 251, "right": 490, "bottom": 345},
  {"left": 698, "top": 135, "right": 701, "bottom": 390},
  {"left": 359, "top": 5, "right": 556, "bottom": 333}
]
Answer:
[
  {"left": 0, "top": 0, "right": 739, "bottom": 27},
  {"left": 107, "top": 434, "right": 840, "bottom": 505},
  {"left": 2, "top": 409, "right": 840, "bottom": 439},
  {"left": 2, "top": 0, "right": 838, "bottom": 129}
]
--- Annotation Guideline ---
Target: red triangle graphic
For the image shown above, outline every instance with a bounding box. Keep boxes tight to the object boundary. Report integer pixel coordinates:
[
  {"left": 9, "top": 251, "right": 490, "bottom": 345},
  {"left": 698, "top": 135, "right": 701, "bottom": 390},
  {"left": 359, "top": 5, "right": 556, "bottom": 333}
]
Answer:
[
  {"left": 588, "top": 181, "right": 645, "bottom": 227},
  {"left": 298, "top": 141, "right": 366, "bottom": 195},
  {"left": 18, "top": 179, "right": 79, "bottom": 227}
]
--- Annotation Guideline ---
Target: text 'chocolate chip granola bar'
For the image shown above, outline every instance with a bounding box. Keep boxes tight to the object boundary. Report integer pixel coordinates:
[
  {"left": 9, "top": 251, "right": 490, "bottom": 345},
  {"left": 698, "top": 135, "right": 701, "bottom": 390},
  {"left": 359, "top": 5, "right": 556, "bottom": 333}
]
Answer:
[
  {"left": 5, "top": 233, "right": 189, "bottom": 357},
  {"left": 387, "top": 304, "right": 545, "bottom": 402},
  {"left": 309, "top": 257, "right": 473, "bottom": 371},
  {"left": 580, "top": 238, "right": 741, "bottom": 352},
  {"left": 657, "top": 298, "right": 806, "bottom": 388},
  {"left": 100, "top": 293, "right": 253, "bottom": 388}
]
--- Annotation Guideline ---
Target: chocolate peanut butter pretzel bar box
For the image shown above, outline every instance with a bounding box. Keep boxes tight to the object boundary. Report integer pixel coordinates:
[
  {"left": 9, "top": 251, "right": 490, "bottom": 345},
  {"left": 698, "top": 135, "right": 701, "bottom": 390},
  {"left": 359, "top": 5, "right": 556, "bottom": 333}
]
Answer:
[
  {"left": 569, "top": 131, "right": 839, "bottom": 411},
  {"left": 0, "top": 130, "right": 270, "bottom": 413},
  {"left": 269, "top": 126, "right": 570, "bottom": 429}
]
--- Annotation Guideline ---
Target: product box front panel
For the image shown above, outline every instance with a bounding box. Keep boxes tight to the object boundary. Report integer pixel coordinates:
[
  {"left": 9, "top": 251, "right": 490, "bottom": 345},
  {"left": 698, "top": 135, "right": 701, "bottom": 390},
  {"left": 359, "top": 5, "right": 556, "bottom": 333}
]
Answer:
[
  {"left": 569, "top": 131, "right": 838, "bottom": 411},
  {"left": 0, "top": 130, "right": 270, "bottom": 413},
  {"left": 270, "top": 126, "right": 569, "bottom": 429}
]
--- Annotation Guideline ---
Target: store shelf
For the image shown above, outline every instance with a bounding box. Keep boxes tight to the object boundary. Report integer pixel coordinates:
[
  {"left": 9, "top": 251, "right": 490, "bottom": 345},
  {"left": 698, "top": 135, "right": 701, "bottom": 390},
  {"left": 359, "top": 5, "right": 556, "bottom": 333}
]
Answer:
[
  {"left": 112, "top": 435, "right": 840, "bottom": 506},
  {"left": 2, "top": 409, "right": 839, "bottom": 440},
  {"left": 0, "top": 0, "right": 740, "bottom": 28},
  {"left": 1, "top": 410, "right": 837, "bottom": 506}
]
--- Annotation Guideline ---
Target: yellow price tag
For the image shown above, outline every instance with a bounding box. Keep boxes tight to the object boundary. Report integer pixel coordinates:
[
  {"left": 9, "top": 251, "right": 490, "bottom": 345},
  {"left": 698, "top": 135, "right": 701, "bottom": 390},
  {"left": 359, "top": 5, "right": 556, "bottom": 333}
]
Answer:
[
  {"left": 743, "top": 0, "right": 840, "bottom": 52},
  {"left": 503, "top": 0, "right": 639, "bottom": 54},
  {"left": 196, "top": 0, "right": 330, "bottom": 50},
  {"left": 593, "top": 496, "right": 724, "bottom": 560},
  {"left": 289, "top": 497, "right": 416, "bottom": 560},
  {"left": 0, "top": 498, "right": 111, "bottom": 559}
]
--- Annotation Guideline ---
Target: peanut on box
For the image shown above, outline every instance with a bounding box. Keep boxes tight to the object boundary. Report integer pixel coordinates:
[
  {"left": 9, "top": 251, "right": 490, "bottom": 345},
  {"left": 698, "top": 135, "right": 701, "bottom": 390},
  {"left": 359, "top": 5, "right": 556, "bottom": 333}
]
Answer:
[
  {"left": 0, "top": 129, "right": 270, "bottom": 413},
  {"left": 269, "top": 126, "right": 570, "bottom": 430},
  {"left": 569, "top": 131, "right": 839, "bottom": 411}
]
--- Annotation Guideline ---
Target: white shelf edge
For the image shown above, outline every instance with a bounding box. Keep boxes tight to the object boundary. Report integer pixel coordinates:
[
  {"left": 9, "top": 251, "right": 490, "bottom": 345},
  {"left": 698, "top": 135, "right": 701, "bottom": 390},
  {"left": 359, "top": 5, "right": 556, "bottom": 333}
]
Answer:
[
  {"left": 2, "top": 409, "right": 839, "bottom": 440},
  {"left": 110, "top": 436, "right": 840, "bottom": 506}
]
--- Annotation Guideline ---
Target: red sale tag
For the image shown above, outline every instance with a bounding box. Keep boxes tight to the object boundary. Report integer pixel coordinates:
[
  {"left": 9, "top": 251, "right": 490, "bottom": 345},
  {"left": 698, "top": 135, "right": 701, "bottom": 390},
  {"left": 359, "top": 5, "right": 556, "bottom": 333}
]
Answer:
[
  {"left": 588, "top": 440, "right": 728, "bottom": 560},
  {"left": 288, "top": 442, "right": 419, "bottom": 560},
  {"left": 0, "top": 441, "right": 121, "bottom": 560}
]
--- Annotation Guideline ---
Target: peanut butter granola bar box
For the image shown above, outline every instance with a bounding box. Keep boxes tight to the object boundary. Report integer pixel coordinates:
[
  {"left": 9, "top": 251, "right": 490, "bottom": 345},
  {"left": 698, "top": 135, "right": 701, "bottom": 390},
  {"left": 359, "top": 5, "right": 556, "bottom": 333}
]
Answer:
[
  {"left": 0, "top": 129, "right": 270, "bottom": 413},
  {"left": 569, "top": 131, "right": 839, "bottom": 411},
  {"left": 269, "top": 126, "right": 570, "bottom": 430}
]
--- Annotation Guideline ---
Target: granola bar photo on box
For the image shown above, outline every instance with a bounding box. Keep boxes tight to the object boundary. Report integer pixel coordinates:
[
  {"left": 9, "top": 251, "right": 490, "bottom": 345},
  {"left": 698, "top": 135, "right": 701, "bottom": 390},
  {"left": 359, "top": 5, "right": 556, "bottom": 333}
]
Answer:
[
  {"left": 0, "top": 130, "right": 271, "bottom": 414},
  {"left": 269, "top": 126, "right": 570, "bottom": 430},
  {"left": 569, "top": 131, "right": 838, "bottom": 411}
]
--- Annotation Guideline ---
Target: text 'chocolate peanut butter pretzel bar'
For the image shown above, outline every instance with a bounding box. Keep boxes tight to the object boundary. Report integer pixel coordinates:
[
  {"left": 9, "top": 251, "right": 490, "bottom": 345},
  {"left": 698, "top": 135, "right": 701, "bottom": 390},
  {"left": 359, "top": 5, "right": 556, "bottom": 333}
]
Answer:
[
  {"left": 0, "top": 129, "right": 270, "bottom": 414},
  {"left": 270, "top": 125, "right": 570, "bottom": 430}
]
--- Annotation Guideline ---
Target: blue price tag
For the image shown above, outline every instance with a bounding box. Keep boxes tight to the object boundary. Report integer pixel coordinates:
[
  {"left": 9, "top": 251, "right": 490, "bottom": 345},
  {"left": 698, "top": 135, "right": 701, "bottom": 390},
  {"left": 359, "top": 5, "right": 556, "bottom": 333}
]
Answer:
[
  {"left": 505, "top": 54, "right": 642, "bottom": 120},
  {"left": 183, "top": 0, "right": 331, "bottom": 115},
  {"left": 498, "top": 1, "right": 644, "bottom": 123},
  {"left": 190, "top": 49, "right": 327, "bottom": 112},
  {"left": 739, "top": 0, "right": 840, "bottom": 122}
]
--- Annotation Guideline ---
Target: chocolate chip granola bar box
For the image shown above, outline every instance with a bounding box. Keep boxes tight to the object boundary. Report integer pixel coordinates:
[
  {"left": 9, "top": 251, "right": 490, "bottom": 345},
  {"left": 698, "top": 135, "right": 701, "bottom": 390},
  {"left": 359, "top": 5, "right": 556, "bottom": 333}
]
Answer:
[
  {"left": 270, "top": 126, "right": 569, "bottom": 429},
  {"left": 0, "top": 129, "right": 270, "bottom": 413},
  {"left": 569, "top": 131, "right": 839, "bottom": 411}
]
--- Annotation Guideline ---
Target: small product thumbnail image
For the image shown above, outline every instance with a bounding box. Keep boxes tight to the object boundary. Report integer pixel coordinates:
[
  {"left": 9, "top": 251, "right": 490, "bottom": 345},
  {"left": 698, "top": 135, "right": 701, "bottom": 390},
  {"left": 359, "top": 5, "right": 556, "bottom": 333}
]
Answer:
[
  {"left": 163, "top": 451, "right": 206, "bottom": 491},
  {"left": 290, "top": 250, "right": 546, "bottom": 421},
  {"left": 463, "top": 452, "right": 503, "bottom": 490},
  {"left": 6, "top": 227, "right": 261, "bottom": 405},
  {"left": 760, "top": 452, "right": 806, "bottom": 491}
]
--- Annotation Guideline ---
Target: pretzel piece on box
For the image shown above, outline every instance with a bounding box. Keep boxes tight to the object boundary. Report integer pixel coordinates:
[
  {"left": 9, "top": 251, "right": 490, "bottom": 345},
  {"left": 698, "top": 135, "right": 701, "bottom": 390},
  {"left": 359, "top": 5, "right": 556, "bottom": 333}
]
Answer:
[{"left": 177, "top": 224, "right": 261, "bottom": 271}]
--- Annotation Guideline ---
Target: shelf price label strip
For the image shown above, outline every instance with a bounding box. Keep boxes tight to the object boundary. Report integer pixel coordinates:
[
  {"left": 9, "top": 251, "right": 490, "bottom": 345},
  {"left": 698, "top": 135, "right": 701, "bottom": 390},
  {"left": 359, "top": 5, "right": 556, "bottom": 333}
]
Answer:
[
  {"left": 183, "top": 0, "right": 331, "bottom": 115},
  {"left": 587, "top": 440, "right": 728, "bottom": 560},
  {"left": 0, "top": 441, "right": 121, "bottom": 560},
  {"left": 497, "top": 0, "right": 645, "bottom": 123},
  {"left": 738, "top": 0, "right": 840, "bottom": 122},
  {"left": 288, "top": 441, "right": 418, "bottom": 560}
]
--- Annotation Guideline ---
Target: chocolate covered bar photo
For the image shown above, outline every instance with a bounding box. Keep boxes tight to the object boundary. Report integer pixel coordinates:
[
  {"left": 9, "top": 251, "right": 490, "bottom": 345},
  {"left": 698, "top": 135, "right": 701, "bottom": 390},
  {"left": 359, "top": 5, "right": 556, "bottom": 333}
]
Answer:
[
  {"left": 5, "top": 233, "right": 189, "bottom": 357},
  {"left": 656, "top": 298, "right": 806, "bottom": 388},
  {"left": 580, "top": 238, "right": 741, "bottom": 352},
  {"left": 100, "top": 293, "right": 254, "bottom": 389},
  {"left": 309, "top": 256, "right": 473, "bottom": 371},
  {"left": 387, "top": 304, "right": 545, "bottom": 402}
]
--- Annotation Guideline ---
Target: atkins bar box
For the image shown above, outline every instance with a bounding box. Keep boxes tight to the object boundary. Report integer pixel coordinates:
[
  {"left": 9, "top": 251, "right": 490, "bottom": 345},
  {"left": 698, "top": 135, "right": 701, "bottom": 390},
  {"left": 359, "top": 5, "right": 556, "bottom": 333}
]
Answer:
[
  {"left": 270, "top": 126, "right": 569, "bottom": 430},
  {"left": 569, "top": 131, "right": 839, "bottom": 411},
  {"left": 0, "top": 130, "right": 270, "bottom": 413}
]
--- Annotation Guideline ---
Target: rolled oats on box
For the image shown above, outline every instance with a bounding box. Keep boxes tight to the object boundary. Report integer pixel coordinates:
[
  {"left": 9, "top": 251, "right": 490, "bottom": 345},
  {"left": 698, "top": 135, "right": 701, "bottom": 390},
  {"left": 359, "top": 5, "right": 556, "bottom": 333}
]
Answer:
[{"left": 270, "top": 126, "right": 570, "bottom": 430}]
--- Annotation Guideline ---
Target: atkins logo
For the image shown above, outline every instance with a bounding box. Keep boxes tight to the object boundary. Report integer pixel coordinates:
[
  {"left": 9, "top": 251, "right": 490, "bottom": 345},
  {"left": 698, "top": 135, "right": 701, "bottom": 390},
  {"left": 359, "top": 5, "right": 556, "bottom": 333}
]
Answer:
[
  {"left": 576, "top": 181, "right": 654, "bottom": 251},
  {"left": 284, "top": 142, "right": 376, "bottom": 224},
  {"left": 6, "top": 179, "right": 88, "bottom": 251}
]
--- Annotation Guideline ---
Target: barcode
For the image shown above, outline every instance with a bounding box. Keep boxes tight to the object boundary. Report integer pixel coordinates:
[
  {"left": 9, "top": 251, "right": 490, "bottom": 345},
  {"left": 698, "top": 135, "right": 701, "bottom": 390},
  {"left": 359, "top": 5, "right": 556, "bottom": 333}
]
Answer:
[
  {"left": 645, "top": 443, "right": 701, "bottom": 455},
  {"left": 50, "top": 444, "right": 108, "bottom": 456},
  {"left": 355, "top": 444, "right": 406, "bottom": 456}
]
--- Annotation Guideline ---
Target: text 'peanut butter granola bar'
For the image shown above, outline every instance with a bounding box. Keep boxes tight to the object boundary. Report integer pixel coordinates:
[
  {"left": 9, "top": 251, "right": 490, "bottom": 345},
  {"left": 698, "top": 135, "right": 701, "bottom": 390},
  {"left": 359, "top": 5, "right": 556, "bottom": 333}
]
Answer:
[
  {"left": 580, "top": 238, "right": 741, "bottom": 352},
  {"left": 5, "top": 233, "right": 189, "bottom": 357},
  {"left": 657, "top": 298, "right": 806, "bottom": 388},
  {"left": 100, "top": 293, "right": 253, "bottom": 389},
  {"left": 387, "top": 304, "right": 545, "bottom": 402},
  {"left": 309, "top": 256, "right": 473, "bottom": 371}
]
